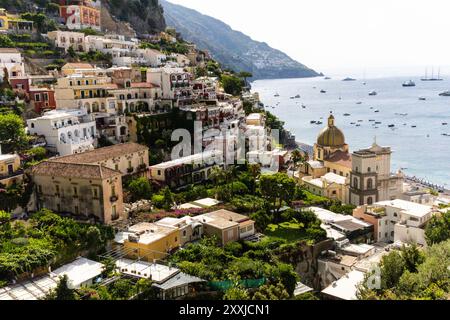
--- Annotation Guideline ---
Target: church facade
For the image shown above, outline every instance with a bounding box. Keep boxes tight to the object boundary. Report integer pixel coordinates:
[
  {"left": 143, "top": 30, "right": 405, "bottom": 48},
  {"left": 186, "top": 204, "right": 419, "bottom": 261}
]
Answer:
[{"left": 299, "top": 113, "right": 403, "bottom": 205}]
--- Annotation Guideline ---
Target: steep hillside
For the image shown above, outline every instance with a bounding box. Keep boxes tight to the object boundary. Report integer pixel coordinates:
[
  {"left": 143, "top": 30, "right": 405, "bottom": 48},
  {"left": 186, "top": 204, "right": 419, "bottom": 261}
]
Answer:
[
  {"left": 161, "top": 0, "right": 320, "bottom": 80},
  {"left": 103, "top": 0, "right": 166, "bottom": 35}
]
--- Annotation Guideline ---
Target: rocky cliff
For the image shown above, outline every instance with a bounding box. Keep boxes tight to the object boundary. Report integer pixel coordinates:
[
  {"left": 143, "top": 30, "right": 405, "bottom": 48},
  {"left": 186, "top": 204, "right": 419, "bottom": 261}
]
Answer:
[{"left": 161, "top": 0, "right": 320, "bottom": 80}]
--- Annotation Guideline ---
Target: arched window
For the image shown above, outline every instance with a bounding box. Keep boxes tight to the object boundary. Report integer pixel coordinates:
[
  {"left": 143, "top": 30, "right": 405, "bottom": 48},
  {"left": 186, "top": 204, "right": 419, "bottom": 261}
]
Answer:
[
  {"left": 367, "top": 197, "right": 373, "bottom": 205},
  {"left": 60, "top": 133, "right": 66, "bottom": 143},
  {"left": 367, "top": 178, "right": 373, "bottom": 189},
  {"left": 353, "top": 177, "right": 358, "bottom": 188}
]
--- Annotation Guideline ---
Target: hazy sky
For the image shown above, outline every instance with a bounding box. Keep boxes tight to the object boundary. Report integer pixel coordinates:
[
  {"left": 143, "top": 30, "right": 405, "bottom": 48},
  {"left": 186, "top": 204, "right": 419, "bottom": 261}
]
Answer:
[{"left": 167, "top": 0, "right": 450, "bottom": 76}]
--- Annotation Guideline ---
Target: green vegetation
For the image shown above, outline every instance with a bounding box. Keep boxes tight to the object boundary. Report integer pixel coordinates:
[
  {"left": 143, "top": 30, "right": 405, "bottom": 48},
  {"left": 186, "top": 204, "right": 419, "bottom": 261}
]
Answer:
[
  {"left": 0, "top": 113, "right": 28, "bottom": 153},
  {"left": 358, "top": 242, "right": 450, "bottom": 300},
  {"left": 169, "top": 236, "right": 300, "bottom": 298},
  {"left": 220, "top": 74, "right": 244, "bottom": 96},
  {"left": 0, "top": 209, "right": 113, "bottom": 282},
  {"left": 425, "top": 210, "right": 450, "bottom": 245},
  {"left": 126, "top": 177, "right": 152, "bottom": 202}
]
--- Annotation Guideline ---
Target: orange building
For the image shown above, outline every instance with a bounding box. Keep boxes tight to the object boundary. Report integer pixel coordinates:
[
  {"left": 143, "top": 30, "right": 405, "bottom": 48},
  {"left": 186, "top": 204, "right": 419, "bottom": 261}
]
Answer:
[{"left": 59, "top": 0, "right": 101, "bottom": 31}]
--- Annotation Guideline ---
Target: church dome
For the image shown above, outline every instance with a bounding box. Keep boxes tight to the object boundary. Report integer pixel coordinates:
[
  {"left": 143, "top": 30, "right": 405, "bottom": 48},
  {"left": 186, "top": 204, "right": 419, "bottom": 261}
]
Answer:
[{"left": 317, "top": 114, "right": 346, "bottom": 147}]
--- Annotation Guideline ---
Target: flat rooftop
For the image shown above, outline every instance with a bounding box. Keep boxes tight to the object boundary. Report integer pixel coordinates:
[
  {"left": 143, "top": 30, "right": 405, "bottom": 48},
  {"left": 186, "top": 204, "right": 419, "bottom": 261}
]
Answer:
[
  {"left": 374, "top": 199, "right": 433, "bottom": 218},
  {"left": 321, "top": 270, "right": 365, "bottom": 300},
  {"left": 116, "top": 259, "right": 179, "bottom": 283}
]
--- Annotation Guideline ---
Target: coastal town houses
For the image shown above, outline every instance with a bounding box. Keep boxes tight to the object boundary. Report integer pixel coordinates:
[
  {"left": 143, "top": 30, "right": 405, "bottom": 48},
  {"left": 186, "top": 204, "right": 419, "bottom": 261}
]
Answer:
[
  {"left": 51, "top": 142, "right": 149, "bottom": 178},
  {"left": 0, "top": 8, "right": 33, "bottom": 34},
  {"left": 149, "top": 150, "right": 223, "bottom": 189},
  {"left": 27, "top": 109, "right": 97, "bottom": 156},
  {"left": 58, "top": 0, "right": 101, "bottom": 31},
  {"left": 191, "top": 210, "right": 256, "bottom": 245},
  {"left": 147, "top": 67, "right": 193, "bottom": 105},
  {"left": 30, "top": 160, "right": 124, "bottom": 224},
  {"left": 353, "top": 199, "right": 435, "bottom": 246},
  {"left": 0, "top": 150, "right": 23, "bottom": 187},
  {"left": 47, "top": 30, "right": 86, "bottom": 52},
  {"left": 0, "top": 48, "right": 25, "bottom": 80}
]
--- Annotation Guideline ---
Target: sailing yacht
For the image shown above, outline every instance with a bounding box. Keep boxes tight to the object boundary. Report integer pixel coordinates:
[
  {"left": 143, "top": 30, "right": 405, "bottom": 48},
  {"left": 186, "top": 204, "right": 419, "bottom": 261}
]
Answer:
[{"left": 422, "top": 67, "right": 443, "bottom": 81}]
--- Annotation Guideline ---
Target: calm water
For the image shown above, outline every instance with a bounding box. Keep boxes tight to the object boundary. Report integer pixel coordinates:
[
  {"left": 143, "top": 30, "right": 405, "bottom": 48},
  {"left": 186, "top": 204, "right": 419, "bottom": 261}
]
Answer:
[{"left": 252, "top": 76, "right": 450, "bottom": 187}]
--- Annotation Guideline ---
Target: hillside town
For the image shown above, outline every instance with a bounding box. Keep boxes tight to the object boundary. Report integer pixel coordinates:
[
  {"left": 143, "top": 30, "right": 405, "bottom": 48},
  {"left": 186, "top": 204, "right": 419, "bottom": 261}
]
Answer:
[{"left": 0, "top": 1, "right": 449, "bottom": 301}]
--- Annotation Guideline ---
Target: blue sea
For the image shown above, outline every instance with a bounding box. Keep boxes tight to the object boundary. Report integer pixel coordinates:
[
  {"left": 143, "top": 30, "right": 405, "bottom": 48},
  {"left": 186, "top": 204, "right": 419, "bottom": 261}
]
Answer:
[{"left": 252, "top": 75, "right": 450, "bottom": 187}]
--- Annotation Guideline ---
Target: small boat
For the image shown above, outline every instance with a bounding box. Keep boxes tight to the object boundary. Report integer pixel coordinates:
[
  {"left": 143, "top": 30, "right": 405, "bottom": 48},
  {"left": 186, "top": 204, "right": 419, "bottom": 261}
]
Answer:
[
  {"left": 316, "top": 121, "right": 323, "bottom": 125},
  {"left": 374, "top": 109, "right": 380, "bottom": 113},
  {"left": 358, "top": 120, "right": 363, "bottom": 122},
  {"left": 375, "top": 121, "right": 382, "bottom": 124},
  {"left": 274, "top": 93, "right": 280, "bottom": 97},
  {"left": 402, "top": 80, "right": 416, "bottom": 87},
  {"left": 356, "top": 124, "right": 361, "bottom": 127},
  {"left": 290, "top": 97, "right": 295, "bottom": 99},
  {"left": 439, "top": 91, "right": 450, "bottom": 97},
  {"left": 369, "top": 119, "right": 375, "bottom": 122},
  {"left": 310, "top": 120, "right": 316, "bottom": 124},
  {"left": 356, "top": 101, "right": 362, "bottom": 105},
  {"left": 343, "top": 113, "right": 351, "bottom": 116},
  {"left": 443, "top": 123, "right": 448, "bottom": 125},
  {"left": 295, "top": 94, "right": 301, "bottom": 98},
  {"left": 342, "top": 77, "right": 356, "bottom": 81},
  {"left": 395, "top": 113, "right": 408, "bottom": 116},
  {"left": 411, "top": 125, "right": 417, "bottom": 128},
  {"left": 369, "top": 91, "right": 378, "bottom": 96},
  {"left": 369, "top": 106, "right": 374, "bottom": 109},
  {"left": 362, "top": 82, "right": 367, "bottom": 85},
  {"left": 320, "top": 89, "right": 327, "bottom": 93},
  {"left": 388, "top": 124, "right": 395, "bottom": 128},
  {"left": 418, "top": 97, "right": 426, "bottom": 101},
  {"left": 350, "top": 122, "right": 356, "bottom": 125},
  {"left": 302, "top": 104, "right": 306, "bottom": 109},
  {"left": 324, "top": 76, "right": 331, "bottom": 80}
]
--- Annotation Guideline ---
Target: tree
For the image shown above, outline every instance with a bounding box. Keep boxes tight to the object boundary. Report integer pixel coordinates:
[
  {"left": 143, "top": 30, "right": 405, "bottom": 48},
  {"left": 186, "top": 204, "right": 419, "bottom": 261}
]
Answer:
[
  {"left": 425, "top": 211, "right": 450, "bottom": 245},
  {"left": 162, "top": 187, "right": 174, "bottom": 211},
  {"left": 259, "top": 173, "right": 296, "bottom": 218},
  {"left": 0, "top": 35, "right": 14, "bottom": 48},
  {"left": 237, "top": 71, "right": 253, "bottom": 87},
  {"left": 223, "top": 286, "right": 250, "bottom": 300},
  {"left": 128, "top": 177, "right": 152, "bottom": 202},
  {"left": 45, "top": 275, "right": 76, "bottom": 300},
  {"left": 220, "top": 74, "right": 244, "bottom": 96},
  {"left": 252, "top": 282, "right": 289, "bottom": 300},
  {"left": 0, "top": 113, "right": 27, "bottom": 153}
]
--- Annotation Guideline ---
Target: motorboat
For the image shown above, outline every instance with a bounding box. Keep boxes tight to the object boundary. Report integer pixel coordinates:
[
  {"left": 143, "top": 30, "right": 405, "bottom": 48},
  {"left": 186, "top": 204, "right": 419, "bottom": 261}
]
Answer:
[
  {"left": 357, "top": 120, "right": 363, "bottom": 122},
  {"left": 274, "top": 93, "right": 280, "bottom": 97},
  {"left": 443, "top": 123, "right": 448, "bottom": 126},
  {"left": 343, "top": 113, "right": 351, "bottom": 116},
  {"left": 374, "top": 109, "right": 380, "bottom": 113},
  {"left": 402, "top": 80, "right": 416, "bottom": 87},
  {"left": 356, "top": 101, "right": 362, "bottom": 105},
  {"left": 324, "top": 76, "right": 331, "bottom": 80},
  {"left": 418, "top": 97, "right": 426, "bottom": 101},
  {"left": 388, "top": 124, "right": 395, "bottom": 128},
  {"left": 310, "top": 120, "right": 316, "bottom": 124},
  {"left": 295, "top": 94, "right": 301, "bottom": 98},
  {"left": 320, "top": 89, "right": 327, "bottom": 93},
  {"left": 439, "top": 91, "right": 450, "bottom": 96},
  {"left": 316, "top": 121, "right": 323, "bottom": 125},
  {"left": 411, "top": 125, "right": 417, "bottom": 128},
  {"left": 369, "top": 91, "right": 378, "bottom": 96},
  {"left": 342, "top": 77, "right": 356, "bottom": 81}
]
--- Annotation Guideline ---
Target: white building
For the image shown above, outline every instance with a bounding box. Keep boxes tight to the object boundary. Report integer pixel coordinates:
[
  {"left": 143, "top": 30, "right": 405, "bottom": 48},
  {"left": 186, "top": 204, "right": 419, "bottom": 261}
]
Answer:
[
  {"left": 47, "top": 30, "right": 85, "bottom": 52},
  {"left": 27, "top": 109, "right": 96, "bottom": 156},
  {"left": 147, "top": 67, "right": 192, "bottom": 101},
  {"left": 85, "top": 34, "right": 138, "bottom": 58},
  {"left": 52, "top": 257, "right": 104, "bottom": 289},
  {"left": 353, "top": 199, "right": 435, "bottom": 246},
  {"left": 0, "top": 48, "right": 25, "bottom": 80},
  {"left": 321, "top": 269, "right": 365, "bottom": 300},
  {"left": 137, "top": 48, "right": 167, "bottom": 67}
]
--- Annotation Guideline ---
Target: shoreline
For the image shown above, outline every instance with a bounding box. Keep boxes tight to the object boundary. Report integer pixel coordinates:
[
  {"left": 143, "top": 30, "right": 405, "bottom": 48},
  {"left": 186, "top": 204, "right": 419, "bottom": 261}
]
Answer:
[{"left": 292, "top": 141, "right": 449, "bottom": 196}]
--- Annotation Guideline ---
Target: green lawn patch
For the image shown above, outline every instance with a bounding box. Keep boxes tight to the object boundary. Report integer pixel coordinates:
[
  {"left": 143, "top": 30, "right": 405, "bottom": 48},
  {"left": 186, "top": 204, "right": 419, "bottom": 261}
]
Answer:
[{"left": 265, "top": 220, "right": 307, "bottom": 242}]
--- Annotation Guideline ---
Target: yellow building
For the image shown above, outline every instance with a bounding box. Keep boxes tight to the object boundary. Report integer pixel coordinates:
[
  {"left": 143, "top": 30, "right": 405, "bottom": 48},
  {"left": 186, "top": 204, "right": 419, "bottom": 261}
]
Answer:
[
  {"left": 0, "top": 9, "right": 33, "bottom": 33},
  {"left": 0, "top": 153, "right": 23, "bottom": 187},
  {"left": 300, "top": 113, "right": 351, "bottom": 179},
  {"left": 31, "top": 161, "right": 124, "bottom": 224},
  {"left": 302, "top": 173, "right": 349, "bottom": 203},
  {"left": 123, "top": 222, "right": 180, "bottom": 261}
]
